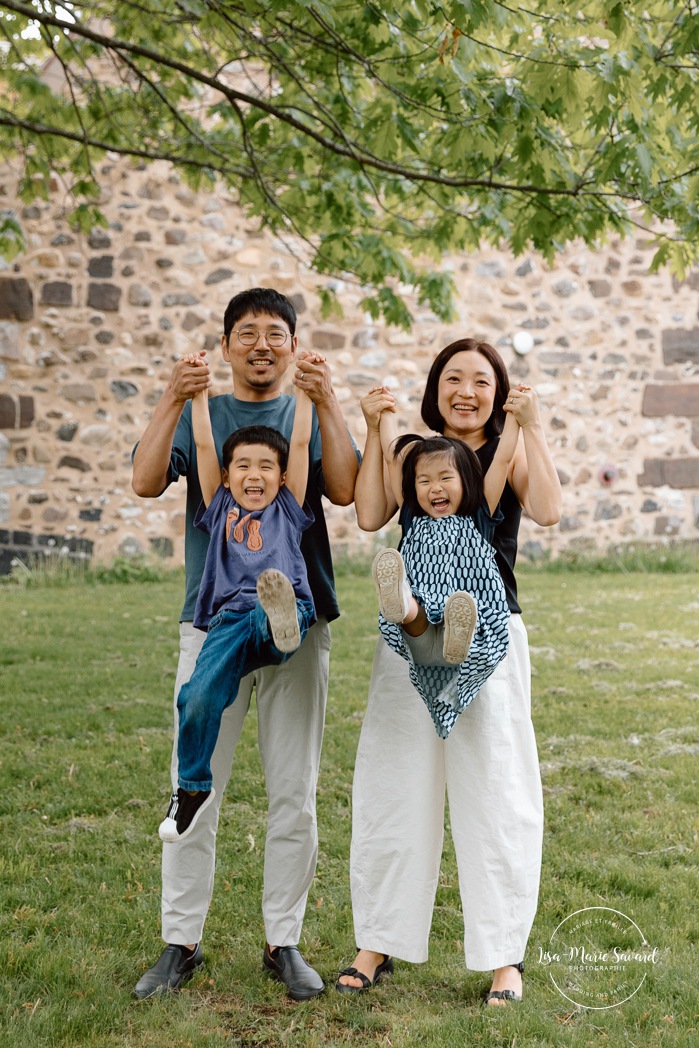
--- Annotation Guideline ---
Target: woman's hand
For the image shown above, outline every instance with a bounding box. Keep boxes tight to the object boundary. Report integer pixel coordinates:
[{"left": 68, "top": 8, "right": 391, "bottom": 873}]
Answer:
[
  {"left": 503, "top": 384, "right": 540, "bottom": 429},
  {"left": 361, "top": 386, "right": 396, "bottom": 432}
]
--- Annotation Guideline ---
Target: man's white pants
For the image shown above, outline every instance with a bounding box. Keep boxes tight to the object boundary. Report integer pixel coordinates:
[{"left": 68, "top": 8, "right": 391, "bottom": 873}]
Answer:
[
  {"left": 350, "top": 614, "right": 543, "bottom": 970},
  {"left": 162, "top": 618, "right": 330, "bottom": 948}
]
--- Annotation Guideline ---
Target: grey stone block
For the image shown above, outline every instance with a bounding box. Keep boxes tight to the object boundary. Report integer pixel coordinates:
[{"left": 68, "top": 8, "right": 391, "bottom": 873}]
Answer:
[
  {"left": 0, "top": 277, "right": 34, "bottom": 321},
  {"left": 662, "top": 327, "right": 699, "bottom": 365},
  {"left": 87, "top": 283, "right": 122, "bottom": 312}
]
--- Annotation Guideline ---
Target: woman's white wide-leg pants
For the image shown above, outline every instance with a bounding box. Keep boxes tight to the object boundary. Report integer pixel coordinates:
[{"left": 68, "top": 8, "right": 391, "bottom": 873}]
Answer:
[{"left": 350, "top": 614, "right": 543, "bottom": 970}]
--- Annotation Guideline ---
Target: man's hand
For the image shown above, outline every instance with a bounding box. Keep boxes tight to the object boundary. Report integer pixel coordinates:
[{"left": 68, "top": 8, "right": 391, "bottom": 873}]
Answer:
[
  {"left": 292, "top": 350, "right": 333, "bottom": 404},
  {"left": 168, "top": 352, "right": 212, "bottom": 403}
]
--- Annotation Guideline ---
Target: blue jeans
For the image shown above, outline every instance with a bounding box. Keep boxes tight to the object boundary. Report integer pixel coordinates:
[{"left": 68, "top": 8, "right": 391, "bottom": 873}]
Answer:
[{"left": 176, "top": 599, "right": 315, "bottom": 791}]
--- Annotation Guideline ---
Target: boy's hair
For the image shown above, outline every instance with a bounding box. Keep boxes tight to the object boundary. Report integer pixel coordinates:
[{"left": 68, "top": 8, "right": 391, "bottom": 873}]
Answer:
[
  {"left": 223, "top": 288, "right": 297, "bottom": 341},
  {"left": 421, "top": 338, "right": 510, "bottom": 440},
  {"left": 221, "top": 425, "right": 289, "bottom": 473},
  {"left": 393, "top": 433, "right": 483, "bottom": 518}
]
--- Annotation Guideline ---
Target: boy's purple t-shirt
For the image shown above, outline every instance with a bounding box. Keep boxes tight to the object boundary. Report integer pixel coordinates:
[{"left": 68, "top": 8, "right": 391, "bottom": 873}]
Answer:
[{"left": 192, "top": 483, "right": 315, "bottom": 630}]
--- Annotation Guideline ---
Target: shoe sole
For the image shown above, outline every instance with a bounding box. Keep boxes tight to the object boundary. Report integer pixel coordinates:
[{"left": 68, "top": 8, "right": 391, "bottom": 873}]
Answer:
[
  {"left": 158, "top": 787, "right": 216, "bottom": 843},
  {"left": 372, "top": 549, "right": 408, "bottom": 623},
  {"left": 443, "top": 592, "right": 478, "bottom": 664},
  {"left": 257, "top": 570, "right": 301, "bottom": 653}
]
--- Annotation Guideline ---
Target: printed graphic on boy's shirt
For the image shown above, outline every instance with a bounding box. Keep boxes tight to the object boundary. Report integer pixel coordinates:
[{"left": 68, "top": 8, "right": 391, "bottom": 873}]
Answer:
[
  {"left": 229, "top": 509, "right": 264, "bottom": 551},
  {"left": 225, "top": 507, "right": 240, "bottom": 542},
  {"left": 246, "top": 519, "right": 262, "bottom": 550}
]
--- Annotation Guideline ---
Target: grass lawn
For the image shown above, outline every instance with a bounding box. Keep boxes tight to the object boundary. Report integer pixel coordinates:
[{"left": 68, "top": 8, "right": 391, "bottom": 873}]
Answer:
[{"left": 0, "top": 566, "right": 697, "bottom": 1047}]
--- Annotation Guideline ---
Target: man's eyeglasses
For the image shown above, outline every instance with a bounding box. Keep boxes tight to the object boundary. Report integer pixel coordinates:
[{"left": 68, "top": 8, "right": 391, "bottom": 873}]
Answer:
[{"left": 231, "top": 327, "right": 289, "bottom": 348}]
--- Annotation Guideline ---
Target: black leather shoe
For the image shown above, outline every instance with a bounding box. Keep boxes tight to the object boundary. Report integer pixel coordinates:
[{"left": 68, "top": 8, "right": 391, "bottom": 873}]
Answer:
[
  {"left": 133, "top": 943, "right": 204, "bottom": 999},
  {"left": 263, "top": 945, "right": 325, "bottom": 1001}
]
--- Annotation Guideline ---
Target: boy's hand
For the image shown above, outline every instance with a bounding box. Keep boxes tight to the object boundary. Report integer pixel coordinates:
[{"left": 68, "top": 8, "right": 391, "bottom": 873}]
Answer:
[
  {"left": 169, "top": 352, "right": 211, "bottom": 402},
  {"left": 361, "top": 386, "right": 396, "bottom": 432},
  {"left": 293, "top": 350, "right": 333, "bottom": 404}
]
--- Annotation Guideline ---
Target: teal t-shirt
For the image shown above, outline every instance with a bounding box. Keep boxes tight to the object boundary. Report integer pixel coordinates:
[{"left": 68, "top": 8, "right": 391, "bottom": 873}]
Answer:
[{"left": 163, "top": 393, "right": 353, "bottom": 623}]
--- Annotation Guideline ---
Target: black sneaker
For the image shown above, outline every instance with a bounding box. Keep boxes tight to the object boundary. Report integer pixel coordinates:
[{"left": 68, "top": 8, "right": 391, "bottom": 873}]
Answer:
[{"left": 158, "top": 787, "right": 215, "bottom": 843}]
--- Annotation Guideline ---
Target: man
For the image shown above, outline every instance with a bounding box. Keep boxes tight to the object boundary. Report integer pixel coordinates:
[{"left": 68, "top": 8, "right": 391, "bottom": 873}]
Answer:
[{"left": 131, "top": 288, "right": 358, "bottom": 1000}]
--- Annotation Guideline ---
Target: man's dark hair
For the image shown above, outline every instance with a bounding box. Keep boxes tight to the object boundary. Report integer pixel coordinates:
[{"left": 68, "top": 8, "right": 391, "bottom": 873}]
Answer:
[
  {"left": 393, "top": 433, "right": 484, "bottom": 518},
  {"left": 421, "top": 338, "right": 510, "bottom": 440},
  {"left": 221, "top": 425, "right": 290, "bottom": 473},
  {"left": 223, "top": 288, "right": 297, "bottom": 341}
]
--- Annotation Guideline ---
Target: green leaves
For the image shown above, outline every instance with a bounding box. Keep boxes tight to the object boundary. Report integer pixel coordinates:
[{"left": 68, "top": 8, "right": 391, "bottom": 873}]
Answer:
[
  {"left": 0, "top": 210, "right": 23, "bottom": 261},
  {"left": 0, "top": 0, "right": 697, "bottom": 327}
]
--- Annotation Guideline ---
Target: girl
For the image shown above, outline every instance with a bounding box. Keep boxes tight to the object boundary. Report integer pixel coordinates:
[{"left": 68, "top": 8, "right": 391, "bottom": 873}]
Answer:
[{"left": 369, "top": 406, "right": 520, "bottom": 739}]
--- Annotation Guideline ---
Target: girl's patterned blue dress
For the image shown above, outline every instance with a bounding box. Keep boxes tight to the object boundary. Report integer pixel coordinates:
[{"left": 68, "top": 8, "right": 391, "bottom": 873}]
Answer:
[{"left": 379, "top": 506, "right": 509, "bottom": 738}]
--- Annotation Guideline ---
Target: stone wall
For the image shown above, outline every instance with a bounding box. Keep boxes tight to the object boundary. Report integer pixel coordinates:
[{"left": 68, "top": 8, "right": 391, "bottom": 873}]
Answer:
[{"left": 1, "top": 157, "right": 698, "bottom": 572}]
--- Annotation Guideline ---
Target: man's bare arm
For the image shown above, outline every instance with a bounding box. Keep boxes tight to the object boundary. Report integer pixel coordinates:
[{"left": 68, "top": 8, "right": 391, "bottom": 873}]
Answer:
[
  {"left": 293, "top": 352, "right": 358, "bottom": 505},
  {"left": 132, "top": 353, "right": 211, "bottom": 497}
]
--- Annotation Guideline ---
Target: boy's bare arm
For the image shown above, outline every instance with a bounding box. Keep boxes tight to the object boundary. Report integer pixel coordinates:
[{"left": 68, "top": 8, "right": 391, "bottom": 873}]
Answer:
[
  {"left": 285, "top": 384, "right": 313, "bottom": 507},
  {"left": 483, "top": 409, "right": 520, "bottom": 515},
  {"left": 188, "top": 360, "right": 221, "bottom": 506}
]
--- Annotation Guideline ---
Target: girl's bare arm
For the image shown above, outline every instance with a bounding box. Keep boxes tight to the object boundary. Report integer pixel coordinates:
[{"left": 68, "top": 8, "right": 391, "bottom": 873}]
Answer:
[
  {"left": 483, "top": 409, "right": 520, "bottom": 515},
  {"left": 354, "top": 387, "right": 399, "bottom": 531}
]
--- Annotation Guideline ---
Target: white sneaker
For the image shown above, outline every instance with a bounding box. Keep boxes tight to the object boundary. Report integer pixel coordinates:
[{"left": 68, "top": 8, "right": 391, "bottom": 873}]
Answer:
[
  {"left": 372, "top": 548, "right": 412, "bottom": 623},
  {"left": 257, "top": 569, "right": 301, "bottom": 653},
  {"left": 443, "top": 591, "right": 478, "bottom": 664}
]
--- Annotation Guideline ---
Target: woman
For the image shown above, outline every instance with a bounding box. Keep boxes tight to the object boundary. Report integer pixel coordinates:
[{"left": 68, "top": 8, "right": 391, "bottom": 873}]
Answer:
[{"left": 337, "top": 338, "right": 561, "bottom": 1003}]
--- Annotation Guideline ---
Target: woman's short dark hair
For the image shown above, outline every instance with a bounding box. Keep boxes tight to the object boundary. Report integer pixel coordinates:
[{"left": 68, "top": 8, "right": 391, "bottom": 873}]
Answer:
[
  {"left": 223, "top": 288, "right": 297, "bottom": 340},
  {"left": 421, "top": 338, "right": 510, "bottom": 439},
  {"left": 221, "top": 425, "right": 289, "bottom": 473},
  {"left": 393, "top": 433, "right": 483, "bottom": 518}
]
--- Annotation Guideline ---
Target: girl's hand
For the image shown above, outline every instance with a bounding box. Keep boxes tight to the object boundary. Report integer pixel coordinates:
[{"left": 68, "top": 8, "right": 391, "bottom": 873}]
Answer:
[
  {"left": 361, "top": 386, "right": 396, "bottom": 431},
  {"left": 503, "top": 384, "right": 540, "bottom": 428}
]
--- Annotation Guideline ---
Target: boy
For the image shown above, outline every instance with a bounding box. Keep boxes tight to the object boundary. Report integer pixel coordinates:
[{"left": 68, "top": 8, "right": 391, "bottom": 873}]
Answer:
[{"left": 158, "top": 355, "right": 320, "bottom": 843}]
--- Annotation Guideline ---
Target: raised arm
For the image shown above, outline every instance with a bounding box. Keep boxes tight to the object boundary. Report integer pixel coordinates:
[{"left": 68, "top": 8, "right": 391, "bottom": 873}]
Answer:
[
  {"left": 285, "top": 385, "right": 313, "bottom": 507},
  {"left": 293, "top": 351, "right": 358, "bottom": 506},
  {"left": 483, "top": 409, "right": 520, "bottom": 515},
  {"left": 354, "top": 387, "right": 399, "bottom": 531},
  {"left": 132, "top": 352, "right": 211, "bottom": 497},
  {"left": 379, "top": 408, "right": 405, "bottom": 508},
  {"left": 190, "top": 383, "right": 221, "bottom": 507},
  {"left": 506, "top": 385, "right": 562, "bottom": 526}
]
